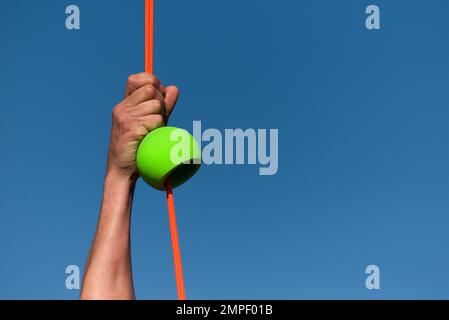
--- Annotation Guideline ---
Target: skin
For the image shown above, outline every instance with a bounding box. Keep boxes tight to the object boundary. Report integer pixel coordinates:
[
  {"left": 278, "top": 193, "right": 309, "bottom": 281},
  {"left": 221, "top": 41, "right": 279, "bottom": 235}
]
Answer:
[{"left": 80, "top": 73, "right": 179, "bottom": 300}]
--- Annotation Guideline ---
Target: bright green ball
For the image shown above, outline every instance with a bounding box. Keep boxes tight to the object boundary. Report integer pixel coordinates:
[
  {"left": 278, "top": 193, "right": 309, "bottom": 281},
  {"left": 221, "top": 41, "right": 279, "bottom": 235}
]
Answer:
[{"left": 136, "top": 126, "right": 201, "bottom": 191}]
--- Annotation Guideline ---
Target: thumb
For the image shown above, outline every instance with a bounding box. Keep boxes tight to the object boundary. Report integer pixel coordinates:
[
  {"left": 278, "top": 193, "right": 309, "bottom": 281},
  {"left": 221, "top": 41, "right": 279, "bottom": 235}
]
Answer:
[{"left": 164, "top": 85, "right": 180, "bottom": 117}]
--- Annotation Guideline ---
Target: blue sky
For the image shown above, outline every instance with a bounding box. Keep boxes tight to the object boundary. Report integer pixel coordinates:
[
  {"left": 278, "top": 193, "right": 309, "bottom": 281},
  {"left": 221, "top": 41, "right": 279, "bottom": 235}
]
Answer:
[{"left": 0, "top": 0, "right": 448, "bottom": 299}]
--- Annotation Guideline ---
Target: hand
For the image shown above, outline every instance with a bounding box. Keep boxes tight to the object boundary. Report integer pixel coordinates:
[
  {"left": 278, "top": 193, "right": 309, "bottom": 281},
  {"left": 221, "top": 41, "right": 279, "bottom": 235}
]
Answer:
[{"left": 106, "top": 73, "right": 179, "bottom": 180}]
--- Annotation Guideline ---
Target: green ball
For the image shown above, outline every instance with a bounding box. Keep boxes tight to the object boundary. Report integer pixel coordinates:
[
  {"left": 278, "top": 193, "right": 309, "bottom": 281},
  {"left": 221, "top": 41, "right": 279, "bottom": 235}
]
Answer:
[{"left": 136, "top": 126, "right": 201, "bottom": 191}]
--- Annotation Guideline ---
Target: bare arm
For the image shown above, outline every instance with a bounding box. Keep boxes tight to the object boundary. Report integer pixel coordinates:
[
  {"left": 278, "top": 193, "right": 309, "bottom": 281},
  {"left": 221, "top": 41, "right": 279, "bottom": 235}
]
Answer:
[
  {"left": 80, "top": 73, "right": 179, "bottom": 300},
  {"left": 80, "top": 171, "right": 136, "bottom": 299}
]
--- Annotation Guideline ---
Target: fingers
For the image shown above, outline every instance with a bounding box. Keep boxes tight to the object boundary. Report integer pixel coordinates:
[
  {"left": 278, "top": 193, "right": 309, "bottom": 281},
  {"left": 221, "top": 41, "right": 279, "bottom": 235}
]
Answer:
[
  {"left": 129, "top": 100, "right": 164, "bottom": 117},
  {"left": 118, "top": 73, "right": 179, "bottom": 125},
  {"left": 164, "top": 86, "right": 180, "bottom": 116},
  {"left": 125, "top": 73, "right": 164, "bottom": 97},
  {"left": 123, "top": 84, "right": 166, "bottom": 108},
  {"left": 139, "top": 114, "right": 165, "bottom": 131}
]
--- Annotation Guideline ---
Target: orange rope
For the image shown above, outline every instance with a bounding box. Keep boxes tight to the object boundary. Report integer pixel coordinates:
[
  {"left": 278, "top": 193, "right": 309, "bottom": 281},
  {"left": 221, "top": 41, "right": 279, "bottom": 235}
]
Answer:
[
  {"left": 166, "top": 177, "right": 186, "bottom": 300},
  {"left": 145, "top": 0, "right": 153, "bottom": 74},
  {"left": 145, "top": 0, "right": 186, "bottom": 300}
]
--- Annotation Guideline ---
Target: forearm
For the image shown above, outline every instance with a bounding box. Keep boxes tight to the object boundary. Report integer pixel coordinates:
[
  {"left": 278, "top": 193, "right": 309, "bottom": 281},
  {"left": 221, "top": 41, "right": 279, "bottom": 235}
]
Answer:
[
  {"left": 81, "top": 171, "right": 136, "bottom": 300},
  {"left": 80, "top": 73, "right": 178, "bottom": 300}
]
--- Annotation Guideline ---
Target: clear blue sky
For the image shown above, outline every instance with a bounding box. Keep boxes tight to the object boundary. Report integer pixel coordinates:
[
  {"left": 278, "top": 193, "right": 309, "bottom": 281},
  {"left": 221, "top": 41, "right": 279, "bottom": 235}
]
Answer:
[{"left": 0, "top": 0, "right": 448, "bottom": 299}]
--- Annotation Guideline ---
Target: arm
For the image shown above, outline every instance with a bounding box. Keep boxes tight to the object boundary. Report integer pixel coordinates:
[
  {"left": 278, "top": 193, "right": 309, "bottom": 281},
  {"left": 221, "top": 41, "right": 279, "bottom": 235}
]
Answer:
[
  {"left": 80, "top": 73, "right": 179, "bottom": 300},
  {"left": 80, "top": 171, "right": 136, "bottom": 300}
]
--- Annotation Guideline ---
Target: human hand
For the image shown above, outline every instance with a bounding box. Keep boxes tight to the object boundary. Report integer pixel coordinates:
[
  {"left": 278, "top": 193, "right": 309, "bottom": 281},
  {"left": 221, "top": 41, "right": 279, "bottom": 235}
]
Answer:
[{"left": 106, "top": 73, "right": 179, "bottom": 180}]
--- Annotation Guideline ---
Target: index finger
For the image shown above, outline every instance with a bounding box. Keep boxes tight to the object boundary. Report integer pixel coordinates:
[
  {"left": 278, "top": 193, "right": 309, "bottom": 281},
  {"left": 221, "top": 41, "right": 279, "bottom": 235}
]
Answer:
[{"left": 125, "top": 72, "right": 165, "bottom": 97}]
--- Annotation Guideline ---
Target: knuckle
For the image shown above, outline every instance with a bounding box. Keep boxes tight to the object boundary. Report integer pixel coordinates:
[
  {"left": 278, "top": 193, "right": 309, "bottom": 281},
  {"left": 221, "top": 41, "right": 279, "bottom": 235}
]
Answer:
[
  {"left": 127, "top": 74, "right": 138, "bottom": 85},
  {"left": 150, "top": 75, "right": 160, "bottom": 86},
  {"left": 117, "top": 113, "right": 127, "bottom": 124},
  {"left": 151, "top": 99, "right": 162, "bottom": 111},
  {"left": 143, "top": 85, "right": 156, "bottom": 96},
  {"left": 112, "top": 105, "right": 121, "bottom": 117},
  {"left": 114, "top": 108, "right": 129, "bottom": 124}
]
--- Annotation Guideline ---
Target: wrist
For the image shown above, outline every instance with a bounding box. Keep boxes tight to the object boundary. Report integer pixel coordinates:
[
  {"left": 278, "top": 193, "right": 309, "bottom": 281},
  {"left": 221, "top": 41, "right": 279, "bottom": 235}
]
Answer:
[
  {"left": 101, "top": 169, "right": 137, "bottom": 219},
  {"left": 105, "top": 166, "right": 138, "bottom": 186}
]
